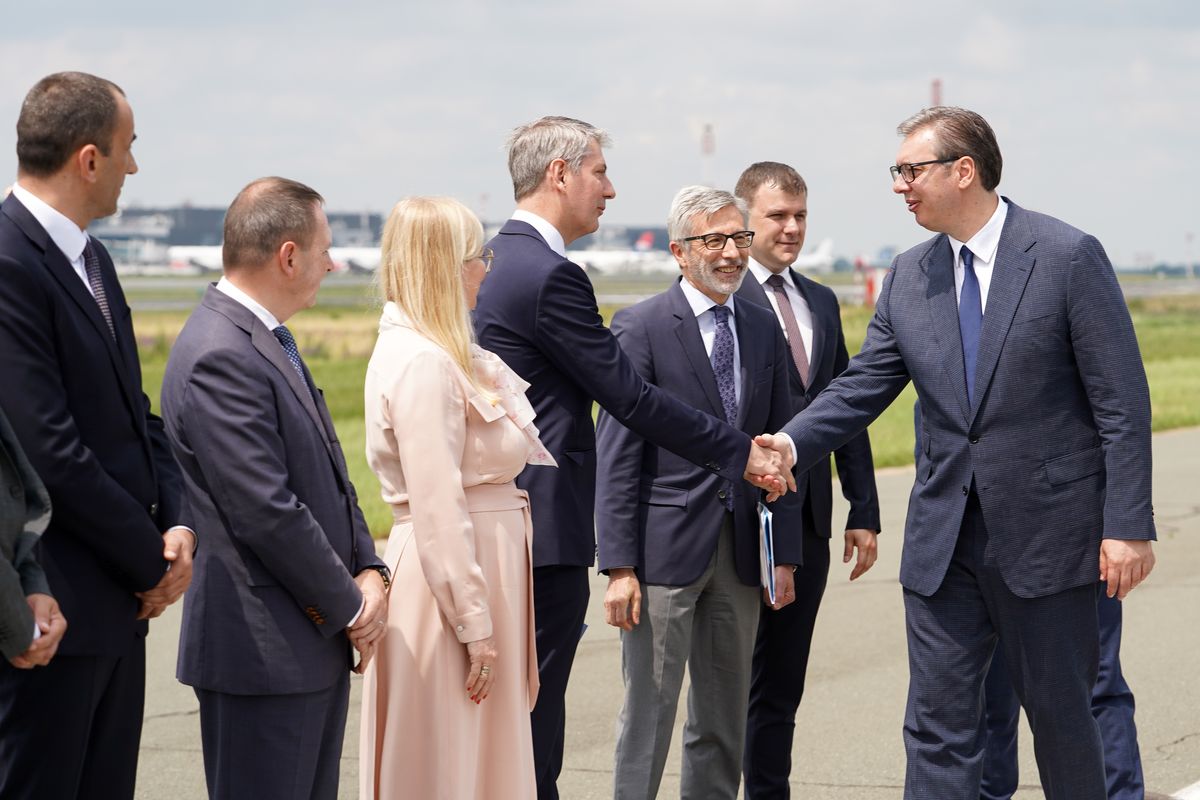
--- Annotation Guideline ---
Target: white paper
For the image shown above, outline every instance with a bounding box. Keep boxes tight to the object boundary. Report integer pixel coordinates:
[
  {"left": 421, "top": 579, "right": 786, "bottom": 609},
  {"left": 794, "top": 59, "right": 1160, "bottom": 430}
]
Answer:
[{"left": 758, "top": 502, "right": 776, "bottom": 605}]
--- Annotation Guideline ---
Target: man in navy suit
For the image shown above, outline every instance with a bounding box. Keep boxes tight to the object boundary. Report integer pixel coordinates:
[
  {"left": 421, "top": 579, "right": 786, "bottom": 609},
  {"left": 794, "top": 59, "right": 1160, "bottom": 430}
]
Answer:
[
  {"left": 0, "top": 72, "right": 193, "bottom": 799},
  {"left": 596, "top": 186, "right": 800, "bottom": 799},
  {"left": 161, "top": 178, "right": 388, "bottom": 799},
  {"left": 760, "top": 107, "right": 1156, "bottom": 799},
  {"left": 734, "top": 162, "right": 881, "bottom": 798},
  {"left": 474, "top": 117, "right": 791, "bottom": 798}
]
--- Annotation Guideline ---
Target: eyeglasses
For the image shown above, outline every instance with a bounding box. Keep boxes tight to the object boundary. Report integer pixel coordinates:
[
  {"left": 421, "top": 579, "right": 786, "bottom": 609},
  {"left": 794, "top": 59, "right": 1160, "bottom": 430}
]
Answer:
[
  {"left": 889, "top": 157, "right": 961, "bottom": 184},
  {"left": 681, "top": 230, "right": 755, "bottom": 250},
  {"left": 470, "top": 247, "right": 495, "bottom": 273}
]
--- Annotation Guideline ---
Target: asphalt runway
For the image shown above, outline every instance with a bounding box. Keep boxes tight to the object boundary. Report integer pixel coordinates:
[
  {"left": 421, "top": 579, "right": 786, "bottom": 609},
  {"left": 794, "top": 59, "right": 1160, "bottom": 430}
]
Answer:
[{"left": 136, "top": 427, "right": 1200, "bottom": 799}]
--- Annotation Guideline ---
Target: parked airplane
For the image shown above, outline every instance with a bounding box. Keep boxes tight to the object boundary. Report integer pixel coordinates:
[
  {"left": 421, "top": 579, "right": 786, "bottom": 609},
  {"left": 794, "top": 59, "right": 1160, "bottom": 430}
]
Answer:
[
  {"left": 791, "top": 238, "right": 835, "bottom": 273},
  {"left": 166, "top": 245, "right": 380, "bottom": 274}
]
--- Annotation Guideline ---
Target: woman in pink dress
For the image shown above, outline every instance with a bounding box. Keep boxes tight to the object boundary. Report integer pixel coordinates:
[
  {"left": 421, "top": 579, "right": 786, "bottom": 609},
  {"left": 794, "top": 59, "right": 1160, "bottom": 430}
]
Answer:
[{"left": 359, "top": 197, "right": 554, "bottom": 799}]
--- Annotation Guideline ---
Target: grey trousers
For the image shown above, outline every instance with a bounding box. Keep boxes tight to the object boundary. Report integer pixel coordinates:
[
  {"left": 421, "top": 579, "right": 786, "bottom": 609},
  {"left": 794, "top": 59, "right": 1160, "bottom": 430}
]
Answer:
[{"left": 613, "top": 517, "right": 762, "bottom": 800}]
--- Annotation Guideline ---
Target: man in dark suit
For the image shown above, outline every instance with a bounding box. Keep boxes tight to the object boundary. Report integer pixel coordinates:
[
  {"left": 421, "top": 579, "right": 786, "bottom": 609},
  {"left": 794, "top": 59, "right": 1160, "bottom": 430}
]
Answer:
[
  {"left": 474, "top": 116, "right": 791, "bottom": 798},
  {"left": 596, "top": 186, "right": 801, "bottom": 799},
  {"left": 733, "top": 162, "right": 881, "bottom": 798},
  {"left": 1, "top": 404, "right": 65, "bottom": 669},
  {"left": 0, "top": 72, "right": 193, "bottom": 799},
  {"left": 160, "top": 177, "right": 388, "bottom": 799},
  {"left": 760, "top": 107, "right": 1156, "bottom": 799}
]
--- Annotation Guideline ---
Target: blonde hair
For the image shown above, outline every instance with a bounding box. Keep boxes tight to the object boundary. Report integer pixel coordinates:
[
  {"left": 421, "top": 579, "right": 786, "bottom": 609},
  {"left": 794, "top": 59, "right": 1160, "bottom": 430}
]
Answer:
[{"left": 378, "top": 196, "right": 486, "bottom": 392}]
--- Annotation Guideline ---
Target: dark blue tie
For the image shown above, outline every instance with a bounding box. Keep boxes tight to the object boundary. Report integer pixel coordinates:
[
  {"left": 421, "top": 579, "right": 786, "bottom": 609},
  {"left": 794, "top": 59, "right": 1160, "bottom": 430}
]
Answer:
[
  {"left": 958, "top": 246, "right": 982, "bottom": 405},
  {"left": 711, "top": 305, "right": 738, "bottom": 511},
  {"left": 272, "top": 325, "right": 311, "bottom": 390}
]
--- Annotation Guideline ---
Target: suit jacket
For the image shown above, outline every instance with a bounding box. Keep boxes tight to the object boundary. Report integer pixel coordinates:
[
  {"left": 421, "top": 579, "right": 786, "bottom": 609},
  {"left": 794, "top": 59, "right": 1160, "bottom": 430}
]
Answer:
[
  {"left": 595, "top": 281, "right": 801, "bottom": 587},
  {"left": 0, "top": 195, "right": 181, "bottom": 656},
  {"left": 0, "top": 405, "right": 52, "bottom": 661},
  {"left": 782, "top": 199, "right": 1155, "bottom": 598},
  {"left": 474, "top": 219, "right": 752, "bottom": 568},
  {"left": 737, "top": 270, "right": 880, "bottom": 538},
  {"left": 161, "top": 286, "right": 382, "bottom": 695}
]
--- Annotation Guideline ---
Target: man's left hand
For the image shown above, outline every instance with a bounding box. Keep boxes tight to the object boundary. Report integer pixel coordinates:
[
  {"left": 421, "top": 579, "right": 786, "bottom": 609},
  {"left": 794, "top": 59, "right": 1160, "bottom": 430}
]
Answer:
[
  {"left": 766, "top": 565, "right": 795, "bottom": 610},
  {"left": 348, "top": 569, "right": 389, "bottom": 651},
  {"left": 135, "top": 527, "right": 196, "bottom": 619},
  {"left": 9, "top": 594, "right": 67, "bottom": 668},
  {"left": 1099, "top": 539, "right": 1155, "bottom": 600},
  {"left": 843, "top": 529, "right": 878, "bottom": 581}
]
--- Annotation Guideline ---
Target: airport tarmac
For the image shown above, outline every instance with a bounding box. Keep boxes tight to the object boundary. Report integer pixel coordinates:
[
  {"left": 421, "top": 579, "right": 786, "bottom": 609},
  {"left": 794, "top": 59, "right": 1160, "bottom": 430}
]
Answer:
[{"left": 136, "top": 426, "right": 1200, "bottom": 799}]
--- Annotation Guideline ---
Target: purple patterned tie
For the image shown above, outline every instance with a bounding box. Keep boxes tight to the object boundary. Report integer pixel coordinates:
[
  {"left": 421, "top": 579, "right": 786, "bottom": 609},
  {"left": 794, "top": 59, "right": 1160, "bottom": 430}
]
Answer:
[
  {"left": 82, "top": 241, "right": 115, "bottom": 339},
  {"left": 711, "top": 305, "right": 738, "bottom": 512}
]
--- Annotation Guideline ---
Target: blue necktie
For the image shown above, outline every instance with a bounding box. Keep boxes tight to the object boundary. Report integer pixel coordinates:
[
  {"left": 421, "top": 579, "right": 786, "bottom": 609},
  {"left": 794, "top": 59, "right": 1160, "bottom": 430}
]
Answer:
[
  {"left": 272, "top": 325, "right": 311, "bottom": 390},
  {"left": 711, "top": 305, "right": 738, "bottom": 511},
  {"left": 958, "top": 246, "right": 982, "bottom": 405}
]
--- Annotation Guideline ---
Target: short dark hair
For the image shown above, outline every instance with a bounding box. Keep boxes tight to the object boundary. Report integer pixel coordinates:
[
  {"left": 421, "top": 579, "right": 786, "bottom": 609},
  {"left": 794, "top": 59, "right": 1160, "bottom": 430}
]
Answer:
[
  {"left": 897, "top": 106, "right": 1003, "bottom": 191},
  {"left": 735, "top": 161, "right": 808, "bottom": 205},
  {"left": 222, "top": 177, "right": 325, "bottom": 270},
  {"left": 16, "top": 72, "right": 125, "bottom": 178}
]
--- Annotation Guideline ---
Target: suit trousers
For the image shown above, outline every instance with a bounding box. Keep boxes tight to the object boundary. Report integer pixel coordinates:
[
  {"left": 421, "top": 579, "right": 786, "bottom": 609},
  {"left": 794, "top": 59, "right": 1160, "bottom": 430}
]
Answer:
[
  {"left": 743, "top": 515, "right": 830, "bottom": 799},
  {"left": 902, "top": 493, "right": 1104, "bottom": 800},
  {"left": 613, "top": 517, "right": 760, "bottom": 800},
  {"left": 0, "top": 639, "right": 146, "bottom": 800},
  {"left": 531, "top": 564, "right": 592, "bottom": 800},
  {"left": 980, "top": 584, "right": 1143, "bottom": 800},
  {"left": 195, "top": 671, "right": 350, "bottom": 800}
]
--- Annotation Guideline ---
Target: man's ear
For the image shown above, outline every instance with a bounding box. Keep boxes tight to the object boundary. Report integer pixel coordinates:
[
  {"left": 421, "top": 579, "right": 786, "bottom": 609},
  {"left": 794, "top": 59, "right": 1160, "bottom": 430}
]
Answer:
[
  {"left": 955, "top": 156, "right": 978, "bottom": 189},
  {"left": 669, "top": 241, "right": 688, "bottom": 270},
  {"left": 277, "top": 241, "right": 297, "bottom": 276},
  {"left": 548, "top": 158, "right": 568, "bottom": 189},
  {"left": 75, "top": 144, "right": 100, "bottom": 184}
]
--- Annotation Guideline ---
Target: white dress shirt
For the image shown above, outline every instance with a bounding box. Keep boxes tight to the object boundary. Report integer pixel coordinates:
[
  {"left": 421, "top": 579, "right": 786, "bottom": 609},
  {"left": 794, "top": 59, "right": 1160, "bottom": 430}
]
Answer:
[
  {"left": 948, "top": 197, "right": 1009, "bottom": 312},
  {"left": 748, "top": 259, "right": 815, "bottom": 365},
  {"left": 215, "top": 276, "right": 282, "bottom": 331},
  {"left": 678, "top": 279, "right": 742, "bottom": 407},
  {"left": 511, "top": 209, "right": 567, "bottom": 258},
  {"left": 11, "top": 183, "right": 94, "bottom": 297}
]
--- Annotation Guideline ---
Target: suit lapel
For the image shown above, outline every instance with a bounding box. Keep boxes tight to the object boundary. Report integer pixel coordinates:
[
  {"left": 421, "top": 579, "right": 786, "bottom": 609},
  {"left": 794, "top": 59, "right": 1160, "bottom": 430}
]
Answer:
[
  {"left": 669, "top": 283, "right": 726, "bottom": 421},
  {"left": 971, "top": 205, "right": 1036, "bottom": 421},
  {"left": 922, "top": 237, "right": 972, "bottom": 422}
]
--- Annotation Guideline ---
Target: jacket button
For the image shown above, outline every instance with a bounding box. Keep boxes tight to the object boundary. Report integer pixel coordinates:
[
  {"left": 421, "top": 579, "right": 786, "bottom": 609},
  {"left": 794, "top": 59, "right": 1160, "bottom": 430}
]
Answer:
[
  {"left": 717, "top": 489, "right": 728, "bottom": 500},
  {"left": 968, "top": 435, "right": 979, "bottom": 444},
  {"left": 962, "top": 486, "right": 969, "bottom": 496},
  {"left": 8, "top": 485, "right": 21, "bottom": 498},
  {"left": 149, "top": 502, "right": 159, "bottom": 516},
  {"left": 456, "top": 625, "right": 464, "bottom": 632}
]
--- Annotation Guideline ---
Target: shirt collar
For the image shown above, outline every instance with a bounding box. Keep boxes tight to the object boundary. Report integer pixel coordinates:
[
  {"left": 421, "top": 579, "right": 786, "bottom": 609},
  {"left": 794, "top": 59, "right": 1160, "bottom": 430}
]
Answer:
[
  {"left": 948, "top": 196, "right": 1009, "bottom": 266},
  {"left": 748, "top": 258, "right": 792, "bottom": 288},
  {"left": 511, "top": 209, "right": 567, "bottom": 257},
  {"left": 678, "top": 277, "right": 735, "bottom": 319},
  {"left": 11, "top": 183, "right": 90, "bottom": 263},
  {"left": 215, "top": 276, "right": 282, "bottom": 331}
]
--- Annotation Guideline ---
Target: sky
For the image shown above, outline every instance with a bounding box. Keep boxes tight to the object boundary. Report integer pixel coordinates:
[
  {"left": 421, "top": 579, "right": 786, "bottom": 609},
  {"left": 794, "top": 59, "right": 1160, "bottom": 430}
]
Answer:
[{"left": 2, "top": 0, "right": 1198, "bottom": 266}]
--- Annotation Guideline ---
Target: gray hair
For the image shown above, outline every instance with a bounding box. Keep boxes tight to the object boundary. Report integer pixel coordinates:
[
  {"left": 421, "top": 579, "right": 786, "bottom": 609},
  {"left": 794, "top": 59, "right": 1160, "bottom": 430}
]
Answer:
[
  {"left": 506, "top": 116, "right": 611, "bottom": 201},
  {"left": 667, "top": 186, "right": 747, "bottom": 242},
  {"left": 897, "top": 106, "right": 1003, "bottom": 191},
  {"left": 222, "top": 177, "right": 324, "bottom": 270}
]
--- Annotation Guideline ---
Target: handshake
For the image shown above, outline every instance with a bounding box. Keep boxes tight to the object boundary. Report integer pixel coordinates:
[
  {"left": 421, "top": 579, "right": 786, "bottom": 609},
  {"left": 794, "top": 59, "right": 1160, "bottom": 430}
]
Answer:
[{"left": 743, "top": 432, "right": 796, "bottom": 501}]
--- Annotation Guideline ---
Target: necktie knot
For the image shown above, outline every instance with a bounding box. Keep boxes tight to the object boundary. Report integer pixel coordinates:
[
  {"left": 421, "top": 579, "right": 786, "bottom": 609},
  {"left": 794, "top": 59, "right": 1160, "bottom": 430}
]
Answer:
[
  {"left": 765, "top": 273, "right": 787, "bottom": 290},
  {"left": 961, "top": 246, "right": 975, "bottom": 271},
  {"left": 712, "top": 304, "right": 730, "bottom": 325}
]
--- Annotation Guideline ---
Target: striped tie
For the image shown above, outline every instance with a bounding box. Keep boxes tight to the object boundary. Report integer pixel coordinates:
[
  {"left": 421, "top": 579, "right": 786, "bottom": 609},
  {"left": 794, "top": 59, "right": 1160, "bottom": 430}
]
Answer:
[{"left": 82, "top": 241, "right": 116, "bottom": 339}]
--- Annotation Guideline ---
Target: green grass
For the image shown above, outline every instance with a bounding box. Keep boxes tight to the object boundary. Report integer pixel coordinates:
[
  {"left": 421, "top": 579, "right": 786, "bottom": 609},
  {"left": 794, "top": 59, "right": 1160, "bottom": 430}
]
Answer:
[{"left": 133, "top": 284, "right": 1200, "bottom": 536}]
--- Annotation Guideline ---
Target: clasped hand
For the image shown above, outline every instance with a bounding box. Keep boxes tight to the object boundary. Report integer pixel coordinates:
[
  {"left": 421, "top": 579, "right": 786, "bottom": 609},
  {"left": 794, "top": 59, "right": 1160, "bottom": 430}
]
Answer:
[
  {"left": 135, "top": 526, "right": 195, "bottom": 620},
  {"left": 348, "top": 569, "right": 389, "bottom": 674},
  {"left": 8, "top": 593, "right": 67, "bottom": 669},
  {"left": 744, "top": 434, "right": 797, "bottom": 501}
]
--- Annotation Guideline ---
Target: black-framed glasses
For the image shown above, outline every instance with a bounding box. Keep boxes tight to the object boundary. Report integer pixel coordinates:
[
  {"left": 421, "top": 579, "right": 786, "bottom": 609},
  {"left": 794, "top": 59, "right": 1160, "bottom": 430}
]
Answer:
[
  {"left": 682, "top": 230, "right": 755, "bottom": 250},
  {"left": 480, "top": 247, "right": 494, "bottom": 273},
  {"left": 889, "top": 157, "right": 961, "bottom": 183}
]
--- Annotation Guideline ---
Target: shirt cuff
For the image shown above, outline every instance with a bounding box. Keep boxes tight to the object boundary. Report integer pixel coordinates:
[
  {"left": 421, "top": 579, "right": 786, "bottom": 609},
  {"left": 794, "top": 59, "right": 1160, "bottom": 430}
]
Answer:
[{"left": 781, "top": 433, "right": 797, "bottom": 468}]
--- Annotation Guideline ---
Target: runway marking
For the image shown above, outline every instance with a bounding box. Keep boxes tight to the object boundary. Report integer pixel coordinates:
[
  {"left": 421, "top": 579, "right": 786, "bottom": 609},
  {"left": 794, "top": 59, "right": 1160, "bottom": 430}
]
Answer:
[{"left": 1174, "top": 779, "right": 1200, "bottom": 799}]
